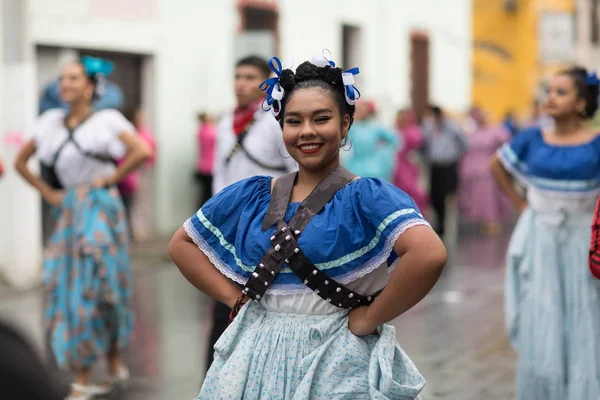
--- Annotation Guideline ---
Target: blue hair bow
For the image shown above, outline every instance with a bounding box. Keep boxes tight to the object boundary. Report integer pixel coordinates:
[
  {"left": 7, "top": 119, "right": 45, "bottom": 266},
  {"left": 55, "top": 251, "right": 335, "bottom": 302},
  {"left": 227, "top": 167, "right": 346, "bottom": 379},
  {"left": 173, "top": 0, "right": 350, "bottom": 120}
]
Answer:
[
  {"left": 81, "top": 56, "right": 114, "bottom": 77},
  {"left": 310, "top": 50, "right": 361, "bottom": 106},
  {"left": 342, "top": 67, "right": 361, "bottom": 105},
  {"left": 587, "top": 71, "right": 600, "bottom": 86},
  {"left": 259, "top": 57, "right": 285, "bottom": 117}
]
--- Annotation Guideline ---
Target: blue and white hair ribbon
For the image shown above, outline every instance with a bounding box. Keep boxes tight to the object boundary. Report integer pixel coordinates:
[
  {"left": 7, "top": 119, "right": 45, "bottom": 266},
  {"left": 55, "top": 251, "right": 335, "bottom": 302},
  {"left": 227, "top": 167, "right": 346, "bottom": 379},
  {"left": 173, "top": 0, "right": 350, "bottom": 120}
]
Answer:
[
  {"left": 311, "top": 56, "right": 336, "bottom": 68},
  {"left": 259, "top": 57, "right": 285, "bottom": 117},
  {"left": 342, "top": 67, "right": 361, "bottom": 105},
  {"left": 81, "top": 56, "right": 114, "bottom": 99},
  {"left": 310, "top": 50, "right": 360, "bottom": 106},
  {"left": 587, "top": 71, "right": 600, "bottom": 86},
  {"left": 310, "top": 49, "right": 336, "bottom": 68}
]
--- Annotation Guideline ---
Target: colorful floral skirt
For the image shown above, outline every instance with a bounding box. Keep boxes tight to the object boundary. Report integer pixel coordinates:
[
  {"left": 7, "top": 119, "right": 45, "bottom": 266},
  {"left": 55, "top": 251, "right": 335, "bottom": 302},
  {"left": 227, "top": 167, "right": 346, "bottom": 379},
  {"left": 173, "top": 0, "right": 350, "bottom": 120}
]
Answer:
[{"left": 43, "top": 186, "right": 134, "bottom": 370}]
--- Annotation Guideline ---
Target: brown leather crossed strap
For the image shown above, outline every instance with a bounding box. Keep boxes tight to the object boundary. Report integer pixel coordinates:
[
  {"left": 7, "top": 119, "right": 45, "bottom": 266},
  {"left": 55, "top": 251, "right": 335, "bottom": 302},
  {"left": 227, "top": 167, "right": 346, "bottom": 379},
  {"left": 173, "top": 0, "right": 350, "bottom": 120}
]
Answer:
[{"left": 242, "top": 166, "right": 379, "bottom": 309}]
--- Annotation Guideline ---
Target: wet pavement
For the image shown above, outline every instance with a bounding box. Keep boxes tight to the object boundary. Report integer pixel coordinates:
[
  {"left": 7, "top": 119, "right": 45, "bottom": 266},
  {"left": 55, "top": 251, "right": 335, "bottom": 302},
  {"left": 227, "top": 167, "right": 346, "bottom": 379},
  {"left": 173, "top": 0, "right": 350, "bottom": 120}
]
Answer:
[{"left": 0, "top": 230, "right": 516, "bottom": 400}]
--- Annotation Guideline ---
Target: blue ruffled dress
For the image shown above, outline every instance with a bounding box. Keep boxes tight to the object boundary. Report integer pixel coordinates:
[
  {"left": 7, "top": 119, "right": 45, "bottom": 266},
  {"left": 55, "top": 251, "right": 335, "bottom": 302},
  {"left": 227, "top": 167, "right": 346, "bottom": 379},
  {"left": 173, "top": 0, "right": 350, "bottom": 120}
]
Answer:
[
  {"left": 184, "top": 176, "right": 429, "bottom": 399},
  {"left": 497, "top": 127, "right": 600, "bottom": 399}
]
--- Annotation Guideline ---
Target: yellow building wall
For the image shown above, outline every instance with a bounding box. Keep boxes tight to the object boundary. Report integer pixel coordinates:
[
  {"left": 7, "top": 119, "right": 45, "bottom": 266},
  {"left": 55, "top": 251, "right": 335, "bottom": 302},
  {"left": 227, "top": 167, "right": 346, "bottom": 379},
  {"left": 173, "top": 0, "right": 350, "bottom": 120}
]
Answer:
[{"left": 472, "top": 0, "right": 574, "bottom": 123}]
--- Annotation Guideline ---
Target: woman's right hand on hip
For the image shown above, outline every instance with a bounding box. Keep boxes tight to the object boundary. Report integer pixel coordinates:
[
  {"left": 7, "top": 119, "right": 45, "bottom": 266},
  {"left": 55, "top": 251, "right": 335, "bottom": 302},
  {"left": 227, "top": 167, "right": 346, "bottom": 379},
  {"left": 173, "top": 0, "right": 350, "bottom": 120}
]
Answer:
[{"left": 43, "top": 189, "right": 65, "bottom": 207}]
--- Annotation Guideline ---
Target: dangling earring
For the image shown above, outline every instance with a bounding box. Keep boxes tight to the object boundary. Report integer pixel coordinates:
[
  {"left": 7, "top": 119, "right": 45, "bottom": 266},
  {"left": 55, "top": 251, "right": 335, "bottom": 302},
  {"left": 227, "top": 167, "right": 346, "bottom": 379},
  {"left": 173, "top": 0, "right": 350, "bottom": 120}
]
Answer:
[
  {"left": 579, "top": 108, "right": 587, "bottom": 118},
  {"left": 279, "top": 141, "right": 291, "bottom": 159},
  {"left": 341, "top": 135, "right": 352, "bottom": 151}
]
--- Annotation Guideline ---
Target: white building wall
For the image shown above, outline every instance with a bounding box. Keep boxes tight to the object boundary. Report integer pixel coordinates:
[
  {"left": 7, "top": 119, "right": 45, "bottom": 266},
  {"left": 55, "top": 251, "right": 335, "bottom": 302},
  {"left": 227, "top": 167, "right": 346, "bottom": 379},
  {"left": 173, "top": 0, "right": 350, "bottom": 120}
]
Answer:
[
  {"left": 0, "top": 0, "right": 43, "bottom": 288},
  {"left": 0, "top": 0, "right": 471, "bottom": 285},
  {"left": 280, "top": 0, "right": 472, "bottom": 123}
]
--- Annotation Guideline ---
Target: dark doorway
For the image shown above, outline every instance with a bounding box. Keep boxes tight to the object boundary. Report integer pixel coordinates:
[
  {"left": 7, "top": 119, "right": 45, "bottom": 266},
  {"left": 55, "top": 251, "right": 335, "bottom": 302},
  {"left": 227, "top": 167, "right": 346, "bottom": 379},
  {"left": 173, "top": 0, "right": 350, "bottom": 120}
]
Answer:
[{"left": 410, "top": 31, "right": 430, "bottom": 122}]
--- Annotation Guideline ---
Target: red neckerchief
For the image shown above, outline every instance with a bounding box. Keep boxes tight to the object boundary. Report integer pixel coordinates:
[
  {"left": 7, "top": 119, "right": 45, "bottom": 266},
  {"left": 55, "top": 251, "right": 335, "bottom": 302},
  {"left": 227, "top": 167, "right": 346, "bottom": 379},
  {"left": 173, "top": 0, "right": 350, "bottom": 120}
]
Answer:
[{"left": 233, "top": 99, "right": 262, "bottom": 136}]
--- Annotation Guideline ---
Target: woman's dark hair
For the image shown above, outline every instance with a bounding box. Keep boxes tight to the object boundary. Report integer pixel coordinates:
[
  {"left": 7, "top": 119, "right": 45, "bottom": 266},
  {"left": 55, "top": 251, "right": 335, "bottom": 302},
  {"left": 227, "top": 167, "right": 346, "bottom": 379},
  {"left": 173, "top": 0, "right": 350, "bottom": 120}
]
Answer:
[
  {"left": 428, "top": 104, "right": 443, "bottom": 119},
  {"left": 236, "top": 55, "right": 271, "bottom": 79},
  {"left": 560, "top": 66, "right": 599, "bottom": 119},
  {"left": 76, "top": 61, "right": 102, "bottom": 102},
  {"left": 277, "top": 61, "right": 356, "bottom": 129}
]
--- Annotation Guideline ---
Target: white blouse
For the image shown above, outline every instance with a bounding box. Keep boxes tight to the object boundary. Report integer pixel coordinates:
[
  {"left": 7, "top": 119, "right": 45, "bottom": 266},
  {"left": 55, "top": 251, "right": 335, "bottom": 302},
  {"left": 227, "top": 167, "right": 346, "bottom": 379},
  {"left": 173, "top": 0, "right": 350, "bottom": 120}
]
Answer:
[
  {"left": 212, "top": 108, "right": 297, "bottom": 195},
  {"left": 34, "top": 109, "right": 134, "bottom": 188}
]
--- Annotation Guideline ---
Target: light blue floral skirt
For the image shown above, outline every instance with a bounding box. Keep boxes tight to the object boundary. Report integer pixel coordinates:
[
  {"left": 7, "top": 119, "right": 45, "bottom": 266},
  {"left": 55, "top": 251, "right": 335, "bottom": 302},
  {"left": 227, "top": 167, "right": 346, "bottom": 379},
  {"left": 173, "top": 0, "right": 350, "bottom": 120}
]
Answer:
[
  {"left": 43, "top": 186, "right": 134, "bottom": 370},
  {"left": 505, "top": 208, "right": 600, "bottom": 399},
  {"left": 199, "top": 301, "right": 425, "bottom": 399}
]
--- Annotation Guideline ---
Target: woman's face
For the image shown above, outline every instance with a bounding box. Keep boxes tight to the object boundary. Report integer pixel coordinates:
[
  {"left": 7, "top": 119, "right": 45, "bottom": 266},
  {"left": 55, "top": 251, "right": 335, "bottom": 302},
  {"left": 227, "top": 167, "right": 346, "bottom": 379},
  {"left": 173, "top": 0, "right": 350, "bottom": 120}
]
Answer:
[
  {"left": 543, "top": 74, "right": 585, "bottom": 120},
  {"left": 282, "top": 87, "right": 350, "bottom": 174},
  {"left": 59, "top": 63, "right": 94, "bottom": 105}
]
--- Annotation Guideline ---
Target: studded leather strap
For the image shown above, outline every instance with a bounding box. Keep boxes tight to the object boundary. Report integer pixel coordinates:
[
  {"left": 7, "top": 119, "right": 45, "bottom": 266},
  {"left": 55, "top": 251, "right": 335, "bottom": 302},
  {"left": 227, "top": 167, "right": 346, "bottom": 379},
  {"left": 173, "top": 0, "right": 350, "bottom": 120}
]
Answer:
[{"left": 243, "top": 166, "right": 380, "bottom": 308}]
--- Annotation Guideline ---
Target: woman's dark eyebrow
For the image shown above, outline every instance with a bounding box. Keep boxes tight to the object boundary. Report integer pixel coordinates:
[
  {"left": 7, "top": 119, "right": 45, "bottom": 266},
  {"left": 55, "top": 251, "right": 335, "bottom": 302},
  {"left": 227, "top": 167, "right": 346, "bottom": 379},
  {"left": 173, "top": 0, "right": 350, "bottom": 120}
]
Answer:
[{"left": 285, "top": 108, "right": 333, "bottom": 117}]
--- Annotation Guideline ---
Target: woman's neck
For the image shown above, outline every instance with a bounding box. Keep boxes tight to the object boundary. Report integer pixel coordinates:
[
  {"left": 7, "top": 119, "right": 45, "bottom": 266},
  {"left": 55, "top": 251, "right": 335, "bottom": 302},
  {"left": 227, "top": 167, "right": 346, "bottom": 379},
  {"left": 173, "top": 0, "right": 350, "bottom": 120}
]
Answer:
[
  {"left": 296, "top": 160, "right": 340, "bottom": 191},
  {"left": 554, "top": 115, "right": 583, "bottom": 135},
  {"left": 69, "top": 101, "right": 92, "bottom": 121}
]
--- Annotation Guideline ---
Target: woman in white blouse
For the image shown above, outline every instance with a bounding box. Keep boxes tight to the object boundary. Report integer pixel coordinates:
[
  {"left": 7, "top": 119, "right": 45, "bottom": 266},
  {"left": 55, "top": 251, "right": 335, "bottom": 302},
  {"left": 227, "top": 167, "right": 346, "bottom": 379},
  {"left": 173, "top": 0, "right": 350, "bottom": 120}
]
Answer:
[{"left": 15, "top": 57, "right": 150, "bottom": 400}]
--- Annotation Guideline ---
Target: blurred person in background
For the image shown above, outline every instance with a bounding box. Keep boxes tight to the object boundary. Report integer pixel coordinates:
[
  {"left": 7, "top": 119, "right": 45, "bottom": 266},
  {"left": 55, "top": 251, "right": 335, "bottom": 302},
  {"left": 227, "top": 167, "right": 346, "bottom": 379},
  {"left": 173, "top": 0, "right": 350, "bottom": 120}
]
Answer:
[
  {"left": 526, "top": 98, "right": 554, "bottom": 129},
  {"left": 502, "top": 110, "right": 520, "bottom": 137},
  {"left": 39, "top": 75, "right": 124, "bottom": 115},
  {"left": 490, "top": 67, "right": 600, "bottom": 399},
  {"left": 207, "top": 55, "right": 297, "bottom": 371},
  {"left": 39, "top": 66, "right": 126, "bottom": 245},
  {"left": 195, "top": 112, "right": 216, "bottom": 209},
  {"left": 393, "top": 108, "right": 428, "bottom": 215},
  {"left": 118, "top": 106, "right": 157, "bottom": 241},
  {"left": 14, "top": 56, "right": 151, "bottom": 400},
  {"left": 342, "top": 99, "right": 400, "bottom": 182},
  {"left": 590, "top": 195, "right": 600, "bottom": 278},
  {"left": 421, "top": 104, "right": 468, "bottom": 237},
  {"left": 458, "top": 107, "right": 511, "bottom": 236}
]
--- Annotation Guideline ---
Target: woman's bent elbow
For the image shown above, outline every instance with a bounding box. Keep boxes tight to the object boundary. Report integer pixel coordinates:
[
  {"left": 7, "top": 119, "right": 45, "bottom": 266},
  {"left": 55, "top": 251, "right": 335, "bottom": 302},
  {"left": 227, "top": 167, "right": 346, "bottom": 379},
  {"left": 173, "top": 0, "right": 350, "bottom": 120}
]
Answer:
[
  {"left": 430, "top": 243, "right": 448, "bottom": 273},
  {"left": 168, "top": 230, "right": 185, "bottom": 263}
]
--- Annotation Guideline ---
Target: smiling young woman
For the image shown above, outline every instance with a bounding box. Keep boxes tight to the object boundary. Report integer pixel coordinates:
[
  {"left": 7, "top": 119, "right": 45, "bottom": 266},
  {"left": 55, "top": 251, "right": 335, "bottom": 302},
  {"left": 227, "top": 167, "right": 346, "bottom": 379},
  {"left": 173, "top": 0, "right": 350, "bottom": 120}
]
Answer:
[{"left": 169, "top": 55, "right": 446, "bottom": 399}]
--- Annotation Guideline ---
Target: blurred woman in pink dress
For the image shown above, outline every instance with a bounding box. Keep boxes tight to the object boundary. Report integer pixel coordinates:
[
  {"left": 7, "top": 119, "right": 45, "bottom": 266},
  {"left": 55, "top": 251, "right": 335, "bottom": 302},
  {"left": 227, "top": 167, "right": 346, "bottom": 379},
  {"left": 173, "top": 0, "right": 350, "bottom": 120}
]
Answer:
[
  {"left": 195, "top": 112, "right": 216, "bottom": 209},
  {"left": 393, "top": 108, "right": 429, "bottom": 214},
  {"left": 459, "top": 108, "right": 512, "bottom": 236}
]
